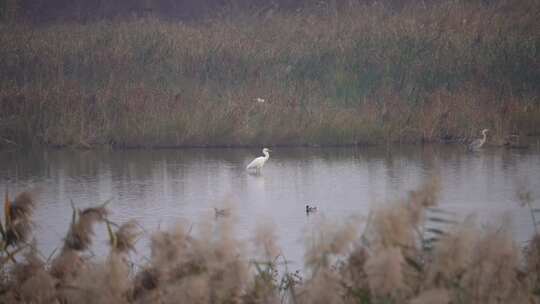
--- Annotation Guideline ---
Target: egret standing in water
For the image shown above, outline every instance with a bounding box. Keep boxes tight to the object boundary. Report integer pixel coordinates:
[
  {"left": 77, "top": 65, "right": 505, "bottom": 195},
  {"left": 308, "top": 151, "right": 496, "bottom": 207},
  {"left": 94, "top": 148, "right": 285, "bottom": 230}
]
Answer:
[
  {"left": 246, "top": 148, "right": 271, "bottom": 173},
  {"left": 468, "top": 129, "right": 489, "bottom": 151}
]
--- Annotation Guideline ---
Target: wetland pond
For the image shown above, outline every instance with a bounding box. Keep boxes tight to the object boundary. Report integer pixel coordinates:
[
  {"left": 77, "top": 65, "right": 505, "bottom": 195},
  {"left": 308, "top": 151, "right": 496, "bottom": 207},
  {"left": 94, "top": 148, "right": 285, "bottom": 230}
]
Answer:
[{"left": 1, "top": 144, "right": 540, "bottom": 267}]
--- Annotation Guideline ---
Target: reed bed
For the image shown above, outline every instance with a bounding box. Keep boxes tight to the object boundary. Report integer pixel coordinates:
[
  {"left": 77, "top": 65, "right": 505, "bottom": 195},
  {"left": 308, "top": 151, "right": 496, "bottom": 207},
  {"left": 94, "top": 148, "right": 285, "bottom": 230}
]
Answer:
[
  {"left": 1, "top": 0, "right": 539, "bottom": 148},
  {"left": 1, "top": 179, "right": 540, "bottom": 303}
]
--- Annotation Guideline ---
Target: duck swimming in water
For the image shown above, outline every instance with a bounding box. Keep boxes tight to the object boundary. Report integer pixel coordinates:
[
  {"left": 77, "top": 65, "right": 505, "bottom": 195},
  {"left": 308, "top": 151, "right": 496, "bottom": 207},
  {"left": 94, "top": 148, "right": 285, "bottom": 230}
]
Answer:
[
  {"left": 214, "top": 207, "right": 231, "bottom": 217},
  {"left": 306, "top": 205, "right": 318, "bottom": 213}
]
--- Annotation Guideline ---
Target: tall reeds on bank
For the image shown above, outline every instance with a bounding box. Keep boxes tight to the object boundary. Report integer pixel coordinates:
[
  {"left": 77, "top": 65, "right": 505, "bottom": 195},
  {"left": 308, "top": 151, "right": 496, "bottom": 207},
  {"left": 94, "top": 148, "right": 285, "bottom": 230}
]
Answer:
[
  {"left": 1, "top": 179, "right": 540, "bottom": 303},
  {"left": 1, "top": 0, "right": 539, "bottom": 148}
]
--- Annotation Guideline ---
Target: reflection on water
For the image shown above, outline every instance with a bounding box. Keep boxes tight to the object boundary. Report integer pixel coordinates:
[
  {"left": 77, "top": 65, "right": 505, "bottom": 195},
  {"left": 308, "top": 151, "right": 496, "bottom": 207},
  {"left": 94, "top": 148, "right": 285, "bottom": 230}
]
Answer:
[{"left": 1, "top": 144, "right": 539, "bottom": 267}]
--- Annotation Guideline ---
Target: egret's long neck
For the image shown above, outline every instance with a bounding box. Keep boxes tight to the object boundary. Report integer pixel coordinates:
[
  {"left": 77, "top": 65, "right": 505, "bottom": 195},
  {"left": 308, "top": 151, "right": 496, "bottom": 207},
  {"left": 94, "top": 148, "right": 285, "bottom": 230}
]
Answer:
[
  {"left": 263, "top": 151, "right": 269, "bottom": 160},
  {"left": 481, "top": 132, "right": 487, "bottom": 143}
]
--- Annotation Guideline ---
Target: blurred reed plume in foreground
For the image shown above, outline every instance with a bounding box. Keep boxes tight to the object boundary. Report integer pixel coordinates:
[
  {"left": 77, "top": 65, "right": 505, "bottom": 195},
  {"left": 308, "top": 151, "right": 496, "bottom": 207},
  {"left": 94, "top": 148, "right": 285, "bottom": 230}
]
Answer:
[{"left": 1, "top": 179, "right": 539, "bottom": 303}]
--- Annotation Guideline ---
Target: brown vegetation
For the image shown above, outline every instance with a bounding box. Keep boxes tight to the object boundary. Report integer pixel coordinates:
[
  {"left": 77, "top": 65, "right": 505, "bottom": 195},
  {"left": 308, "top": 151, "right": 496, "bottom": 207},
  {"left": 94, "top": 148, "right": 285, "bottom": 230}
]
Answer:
[
  {"left": 0, "top": 0, "right": 539, "bottom": 149},
  {"left": 1, "top": 179, "right": 539, "bottom": 303}
]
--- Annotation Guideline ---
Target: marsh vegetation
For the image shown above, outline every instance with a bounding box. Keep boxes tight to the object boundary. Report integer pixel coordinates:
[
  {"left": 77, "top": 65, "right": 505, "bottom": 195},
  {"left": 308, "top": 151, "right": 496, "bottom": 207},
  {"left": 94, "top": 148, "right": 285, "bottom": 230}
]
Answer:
[
  {"left": 1, "top": 0, "right": 539, "bottom": 148},
  {"left": 1, "top": 178, "right": 540, "bottom": 303},
  {"left": 1, "top": 0, "right": 539, "bottom": 301}
]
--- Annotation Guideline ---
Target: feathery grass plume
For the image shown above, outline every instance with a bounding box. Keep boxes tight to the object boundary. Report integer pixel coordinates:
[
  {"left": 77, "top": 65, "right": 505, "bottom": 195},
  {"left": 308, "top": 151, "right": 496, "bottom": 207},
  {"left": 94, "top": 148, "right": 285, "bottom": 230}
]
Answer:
[
  {"left": 364, "top": 177, "right": 442, "bottom": 294},
  {"left": 107, "top": 220, "right": 140, "bottom": 254},
  {"left": 132, "top": 226, "right": 185, "bottom": 301},
  {"left": 426, "top": 216, "right": 478, "bottom": 287},
  {"left": 18, "top": 269, "right": 57, "bottom": 304},
  {"left": 364, "top": 246, "right": 407, "bottom": 300},
  {"left": 369, "top": 204, "right": 415, "bottom": 250},
  {"left": 409, "top": 288, "right": 450, "bottom": 304},
  {"left": 299, "top": 217, "right": 359, "bottom": 304},
  {"left": 51, "top": 202, "right": 109, "bottom": 284},
  {"left": 407, "top": 177, "right": 440, "bottom": 226},
  {"left": 340, "top": 246, "right": 370, "bottom": 300},
  {"left": 147, "top": 223, "right": 191, "bottom": 271},
  {"left": 304, "top": 216, "right": 359, "bottom": 270},
  {"left": 6, "top": 181, "right": 540, "bottom": 302},
  {"left": 64, "top": 204, "right": 109, "bottom": 251},
  {"left": 49, "top": 248, "right": 84, "bottom": 282},
  {"left": 252, "top": 220, "right": 280, "bottom": 260},
  {"left": 145, "top": 224, "right": 197, "bottom": 290},
  {"left": 6, "top": 244, "right": 57, "bottom": 304},
  {"left": 243, "top": 221, "right": 281, "bottom": 303},
  {"left": 8, "top": 192, "right": 34, "bottom": 221},
  {"left": 132, "top": 266, "right": 160, "bottom": 302},
  {"left": 4, "top": 191, "right": 35, "bottom": 246},
  {"left": 202, "top": 215, "right": 249, "bottom": 304},
  {"left": 298, "top": 269, "right": 344, "bottom": 304},
  {"left": 10, "top": 243, "right": 47, "bottom": 283},
  {"left": 160, "top": 275, "right": 211, "bottom": 304},
  {"left": 244, "top": 260, "right": 280, "bottom": 304},
  {"left": 461, "top": 221, "right": 527, "bottom": 303},
  {"left": 134, "top": 216, "right": 250, "bottom": 304},
  {"left": 63, "top": 253, "right": 131, "bottom": 304}
]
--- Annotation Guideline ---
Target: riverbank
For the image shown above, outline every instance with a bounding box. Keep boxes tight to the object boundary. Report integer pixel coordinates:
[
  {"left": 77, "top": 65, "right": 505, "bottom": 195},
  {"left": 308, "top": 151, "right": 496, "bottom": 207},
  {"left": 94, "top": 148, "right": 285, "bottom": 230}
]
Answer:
[{"left": 1, "top": 0, "right": 539, "bottom": 149}]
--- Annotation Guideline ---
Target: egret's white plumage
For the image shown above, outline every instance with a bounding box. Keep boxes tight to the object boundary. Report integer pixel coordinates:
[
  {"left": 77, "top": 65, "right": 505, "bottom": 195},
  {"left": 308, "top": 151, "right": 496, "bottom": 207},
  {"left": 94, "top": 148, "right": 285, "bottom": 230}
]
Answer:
[
  {"left": 468, "top": 129, "right": 489, "bottom": 151},
  {"left": 246, "top": 148, "right": 271, "bottom": 172}
]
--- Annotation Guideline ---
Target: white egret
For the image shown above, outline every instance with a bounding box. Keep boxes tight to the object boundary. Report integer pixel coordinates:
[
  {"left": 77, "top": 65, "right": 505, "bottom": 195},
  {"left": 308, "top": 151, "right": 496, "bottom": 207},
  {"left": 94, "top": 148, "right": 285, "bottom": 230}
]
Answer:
[
  {"left": 246, "top": 148, "right": 271, "bottom": 172},
  {"left": 306, "top": 205, "right": 317, "bottom": 213},
  {"left": 468, "top": 129, "right": 489, "bottom": 151}
]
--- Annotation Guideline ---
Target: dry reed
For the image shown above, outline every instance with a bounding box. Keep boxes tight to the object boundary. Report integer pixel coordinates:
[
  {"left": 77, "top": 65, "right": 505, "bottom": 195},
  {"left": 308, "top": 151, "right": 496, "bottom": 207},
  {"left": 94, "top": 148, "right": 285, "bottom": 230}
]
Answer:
[
  {"left": 1, "top": 179, "right": 540, "bottom": 303},
  {"left": 0, "top": 0, "right": 539, "bottom": 148}
]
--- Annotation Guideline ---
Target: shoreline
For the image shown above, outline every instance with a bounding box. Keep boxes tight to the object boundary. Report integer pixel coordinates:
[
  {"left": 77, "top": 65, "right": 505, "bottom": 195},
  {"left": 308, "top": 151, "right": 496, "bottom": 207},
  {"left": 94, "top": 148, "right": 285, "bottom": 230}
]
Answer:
[{"left": 2, "top": 138, "right": 537, "bottom": 152}]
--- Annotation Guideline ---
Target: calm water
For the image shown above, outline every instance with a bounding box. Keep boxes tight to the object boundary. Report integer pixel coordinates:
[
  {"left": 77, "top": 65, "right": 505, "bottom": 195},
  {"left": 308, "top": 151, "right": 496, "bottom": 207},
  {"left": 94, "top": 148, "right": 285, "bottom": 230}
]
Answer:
[{"left": 1, "top": 144, "right": 539, "bottom": 267}]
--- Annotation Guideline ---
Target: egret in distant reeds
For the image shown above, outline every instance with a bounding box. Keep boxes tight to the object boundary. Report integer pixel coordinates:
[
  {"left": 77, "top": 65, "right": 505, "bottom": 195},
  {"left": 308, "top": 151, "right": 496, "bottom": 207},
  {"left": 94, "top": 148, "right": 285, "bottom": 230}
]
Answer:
[
  {"left": 246, "top": 148, "right": 271, "bottom": 173},
  {"left": 468, "top": 129, "right": 489, "bottom": 151}
]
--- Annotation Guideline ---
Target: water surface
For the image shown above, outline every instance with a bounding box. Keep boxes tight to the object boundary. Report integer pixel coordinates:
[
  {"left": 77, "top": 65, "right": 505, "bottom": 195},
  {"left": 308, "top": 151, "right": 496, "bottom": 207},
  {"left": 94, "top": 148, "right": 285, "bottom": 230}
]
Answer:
[{"left": 1, "top": 144, "right": 539, "bottom": 267}]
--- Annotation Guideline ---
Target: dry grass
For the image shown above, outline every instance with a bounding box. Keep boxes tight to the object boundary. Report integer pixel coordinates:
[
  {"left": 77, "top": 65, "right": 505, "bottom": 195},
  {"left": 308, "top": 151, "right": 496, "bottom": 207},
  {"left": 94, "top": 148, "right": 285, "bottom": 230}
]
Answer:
[
  {"left": 0, "top": 0, "right": 539, "bottom": 148},
  {"left": 1, "top": 179, "right": 540, "bottom": 303},
  {"left": 2, "top": 191, "right": 35, "bottom": 246}
]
